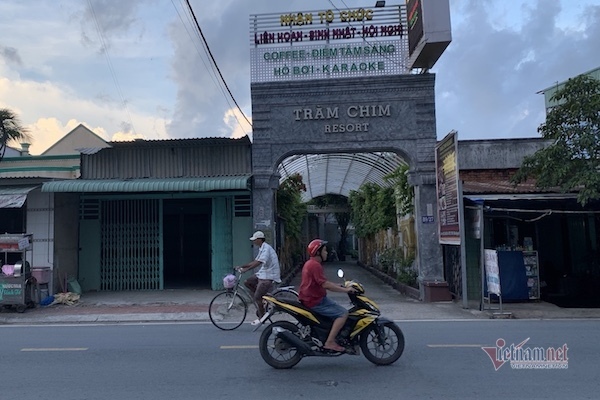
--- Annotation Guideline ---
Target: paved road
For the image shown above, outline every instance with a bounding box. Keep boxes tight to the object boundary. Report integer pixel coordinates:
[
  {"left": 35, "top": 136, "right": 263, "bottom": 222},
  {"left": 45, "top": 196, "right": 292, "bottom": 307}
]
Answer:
[{"left": 1, "top": 320, "right": 598, "bottom": 399}]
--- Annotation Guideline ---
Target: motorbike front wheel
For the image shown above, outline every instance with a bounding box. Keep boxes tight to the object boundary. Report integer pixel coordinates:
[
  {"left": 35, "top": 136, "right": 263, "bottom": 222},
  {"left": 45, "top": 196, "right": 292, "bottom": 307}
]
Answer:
[
  {"left": 259, "top": 321, "right": 303, "bottom": 369},
  {"left": 359, "top": 321, "right": 405, "bottom": 365}
]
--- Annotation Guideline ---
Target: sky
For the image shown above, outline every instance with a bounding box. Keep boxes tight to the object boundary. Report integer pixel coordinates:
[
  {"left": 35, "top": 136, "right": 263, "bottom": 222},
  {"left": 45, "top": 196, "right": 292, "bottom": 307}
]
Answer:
[{"left": 0, "top": 0, "right": 599, "bottom": 155}]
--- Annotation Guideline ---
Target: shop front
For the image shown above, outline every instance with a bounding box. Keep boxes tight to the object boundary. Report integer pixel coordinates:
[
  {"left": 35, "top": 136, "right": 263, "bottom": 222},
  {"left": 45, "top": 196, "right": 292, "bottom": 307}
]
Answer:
[{"left": 463, "top": 196, "right": 600, "bottom": 308}]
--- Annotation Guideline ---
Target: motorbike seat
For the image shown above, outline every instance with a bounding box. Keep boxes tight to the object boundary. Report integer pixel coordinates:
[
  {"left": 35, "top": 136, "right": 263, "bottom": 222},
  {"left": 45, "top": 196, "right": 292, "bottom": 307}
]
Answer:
[
  {"left": 295, "top": 300, "right": 337, "bottom": 324},
  {"left": 272, "top": 296, "right": 335, "bottom": 324}
]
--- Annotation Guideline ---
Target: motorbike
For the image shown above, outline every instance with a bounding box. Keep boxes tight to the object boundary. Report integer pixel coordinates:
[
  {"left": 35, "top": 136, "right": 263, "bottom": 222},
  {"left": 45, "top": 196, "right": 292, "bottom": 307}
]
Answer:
[{"left": 258, "top": 269, "right": 405, "bottom": 369}]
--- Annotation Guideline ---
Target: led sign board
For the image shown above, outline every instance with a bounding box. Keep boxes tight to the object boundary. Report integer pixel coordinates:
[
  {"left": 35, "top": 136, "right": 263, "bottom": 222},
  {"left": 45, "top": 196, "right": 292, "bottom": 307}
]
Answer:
[
  {"left": 405, "top": 0, "right": 452, "bottom": 70},
  {"left": 249, "top": 5, "right": 410, "bottom": 82}
]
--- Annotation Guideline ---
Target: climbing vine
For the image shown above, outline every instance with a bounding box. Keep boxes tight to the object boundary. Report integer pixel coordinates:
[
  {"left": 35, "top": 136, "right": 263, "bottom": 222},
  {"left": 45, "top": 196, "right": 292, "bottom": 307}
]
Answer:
[
  {"left": 276, "top": 173, "right": 307, "bottom": 239},
  {"left": 349, "top": 182, "right": 396, "bottom": 237},
  {"left": 349, "top": 165, "right": 414, "bottom": 237}
]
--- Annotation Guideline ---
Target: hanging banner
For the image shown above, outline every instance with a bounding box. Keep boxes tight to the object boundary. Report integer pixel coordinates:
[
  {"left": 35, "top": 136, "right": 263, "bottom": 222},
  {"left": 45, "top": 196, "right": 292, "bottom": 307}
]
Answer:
[
  {"left": 435, "top": 130, "right": 461, "bottom": 245},
  {"left": 484, "top": 249, "right": 501, "bottom": 295}
]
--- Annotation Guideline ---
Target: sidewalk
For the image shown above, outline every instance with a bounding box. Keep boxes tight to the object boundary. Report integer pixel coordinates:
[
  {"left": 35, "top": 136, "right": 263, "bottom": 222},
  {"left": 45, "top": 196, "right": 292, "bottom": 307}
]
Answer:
[{"left": 1, "top": 261, "right": 599, "bottom": 324}]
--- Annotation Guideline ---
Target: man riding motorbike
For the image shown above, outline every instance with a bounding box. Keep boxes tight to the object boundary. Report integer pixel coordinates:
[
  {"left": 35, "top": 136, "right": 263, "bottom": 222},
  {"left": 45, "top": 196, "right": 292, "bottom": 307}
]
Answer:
[{"left": 298, "top": 239, "right": 355, "bottom": 352}]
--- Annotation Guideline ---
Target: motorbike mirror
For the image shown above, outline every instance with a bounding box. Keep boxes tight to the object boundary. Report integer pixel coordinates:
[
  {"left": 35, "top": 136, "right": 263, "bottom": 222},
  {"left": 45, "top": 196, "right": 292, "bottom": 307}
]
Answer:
[{"left": 337, "top": 269, "right": 344, "bottom": 278}]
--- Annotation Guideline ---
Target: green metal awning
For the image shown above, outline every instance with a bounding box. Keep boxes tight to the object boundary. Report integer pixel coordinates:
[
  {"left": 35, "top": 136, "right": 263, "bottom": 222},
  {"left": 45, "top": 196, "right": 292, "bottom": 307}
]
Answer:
[
  {"left": 0, "top": 186, "right": 40, "bottom": 208},
  {"left": 41, "top": 176, "right": 251, "bottom": 193}
]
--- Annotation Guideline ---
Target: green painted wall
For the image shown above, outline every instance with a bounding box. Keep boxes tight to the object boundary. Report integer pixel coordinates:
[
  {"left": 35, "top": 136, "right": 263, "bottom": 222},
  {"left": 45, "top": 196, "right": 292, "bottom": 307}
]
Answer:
[{"left": 211, "top": 197, "right": 233, "bottom": 290}]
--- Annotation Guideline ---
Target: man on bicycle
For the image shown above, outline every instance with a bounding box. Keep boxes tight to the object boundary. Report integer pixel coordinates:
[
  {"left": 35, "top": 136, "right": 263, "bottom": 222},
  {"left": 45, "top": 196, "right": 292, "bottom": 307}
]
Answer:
[{"left": 237, "top": 231, "right": 281, "bottom": 325}]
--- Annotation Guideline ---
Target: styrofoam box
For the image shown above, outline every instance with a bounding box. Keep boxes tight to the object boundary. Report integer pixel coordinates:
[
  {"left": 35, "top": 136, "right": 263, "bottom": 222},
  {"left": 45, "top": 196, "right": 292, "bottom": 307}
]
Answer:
[{"left": 32, "top": 268, "right": 51, "bottom": 284}]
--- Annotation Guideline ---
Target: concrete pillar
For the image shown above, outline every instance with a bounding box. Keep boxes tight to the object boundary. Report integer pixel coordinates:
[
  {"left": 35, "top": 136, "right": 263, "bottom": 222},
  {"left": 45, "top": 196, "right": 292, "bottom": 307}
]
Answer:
[
  {"left": 251, "top": 171, "right": 279, "bottom": 247},
  {"left": 410, "top": 171, "right": 451, "bottom": 302}
]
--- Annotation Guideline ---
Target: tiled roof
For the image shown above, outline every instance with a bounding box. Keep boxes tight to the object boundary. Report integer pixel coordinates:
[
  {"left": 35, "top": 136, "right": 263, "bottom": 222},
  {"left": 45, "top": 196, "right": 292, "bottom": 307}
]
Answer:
[{"left": 460, "top": 169, "right": 559, "bottom": 194}]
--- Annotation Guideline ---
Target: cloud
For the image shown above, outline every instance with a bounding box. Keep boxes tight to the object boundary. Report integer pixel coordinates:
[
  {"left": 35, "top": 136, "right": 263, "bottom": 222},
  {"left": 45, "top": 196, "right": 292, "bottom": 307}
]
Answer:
[
  {"left": 0, "top": 45, "right": 22, "bottom": 66},
  {"left": 165, "top": 0, "right": 321, "bottom": 139},
  {"left": 224, "top": 108, "right": 252, "bottom": 139},
  {"left": 111, "top": 131, "right": 145, "bottom": 141},
  {"left": 78, "top": 0, "right": 146, "bottom": 53},
  {"left": 165, "top": 0, "right": 283, "bottom": 139},
  {"left": 434, "top": 0, "right": 600, "bottom": 139},
  {"left": 0, "top": 75, "right": 168, "bottom": 154},
  {"left": 2, "top": 0, "right": 599, "bottom": 151}
]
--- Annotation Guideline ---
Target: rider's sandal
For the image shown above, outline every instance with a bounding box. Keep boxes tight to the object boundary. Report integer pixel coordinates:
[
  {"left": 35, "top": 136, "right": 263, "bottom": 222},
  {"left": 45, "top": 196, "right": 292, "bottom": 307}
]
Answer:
[
  {"left": 323, "top": 348, "right": 345, "bottom": 354},
  {"left": 323, "top": 345, "right": 345, "bottom": 353}
]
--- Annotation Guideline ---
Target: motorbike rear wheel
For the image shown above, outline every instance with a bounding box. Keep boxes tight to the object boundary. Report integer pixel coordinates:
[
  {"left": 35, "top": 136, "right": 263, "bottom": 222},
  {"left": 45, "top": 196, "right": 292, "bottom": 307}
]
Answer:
[
  {"left": 359, "top": 321, "right": 405, "bottom": 365},
  {"left": 259, "top": 321, "right": 303, "bottom": 369}
]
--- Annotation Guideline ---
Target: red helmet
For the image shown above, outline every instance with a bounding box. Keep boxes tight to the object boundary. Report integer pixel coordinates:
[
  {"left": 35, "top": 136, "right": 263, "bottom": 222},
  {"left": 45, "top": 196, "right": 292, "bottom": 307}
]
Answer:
[{"left": 307, "top": 239, "right": 328, "bottom": 257}]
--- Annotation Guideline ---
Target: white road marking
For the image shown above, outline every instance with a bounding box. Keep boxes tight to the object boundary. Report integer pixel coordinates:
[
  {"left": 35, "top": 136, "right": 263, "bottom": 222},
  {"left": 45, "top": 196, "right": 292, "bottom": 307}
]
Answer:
[{"left": 21, "top": 348, "right": 88, "bottom": 352}]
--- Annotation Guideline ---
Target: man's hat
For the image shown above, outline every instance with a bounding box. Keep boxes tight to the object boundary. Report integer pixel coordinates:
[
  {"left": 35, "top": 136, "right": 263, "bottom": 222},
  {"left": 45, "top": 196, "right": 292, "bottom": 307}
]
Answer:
[{"left": 249, "top": 231, "right": 265, "bottom": 240}]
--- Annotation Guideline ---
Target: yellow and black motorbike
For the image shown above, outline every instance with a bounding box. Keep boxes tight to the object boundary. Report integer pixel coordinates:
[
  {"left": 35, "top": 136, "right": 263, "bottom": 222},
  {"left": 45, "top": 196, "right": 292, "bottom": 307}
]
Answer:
[{"left": 258, "top": 269, "right": 405, "bottom": 369}]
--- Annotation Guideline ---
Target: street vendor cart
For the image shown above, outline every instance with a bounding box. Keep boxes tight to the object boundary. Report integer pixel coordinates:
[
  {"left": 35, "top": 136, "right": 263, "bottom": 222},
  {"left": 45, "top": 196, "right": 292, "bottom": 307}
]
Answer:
[{"left": 0, "top": 234, "right": 36, "bottom": 312}]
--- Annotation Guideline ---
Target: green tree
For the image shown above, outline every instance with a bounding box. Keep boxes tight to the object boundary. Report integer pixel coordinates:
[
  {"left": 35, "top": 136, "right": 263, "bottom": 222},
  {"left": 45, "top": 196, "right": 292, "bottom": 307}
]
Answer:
[
  {"left": 310, "top": 194, "right": 350, "bottom": 260},
  {"left": 384, "top": 164, "right": 414, "bottom": 216},
  {"left": 0, "top": 108, "right": 31, "bottom": 161},
  {"left": 276, "top": 173, "right": 308, "bottom": 270},
  {"left": 511, "top": 75, "right": 600, "bottom": 205},
  {"left": 349, "top": 182, "right": 396, "bottom": 237}
]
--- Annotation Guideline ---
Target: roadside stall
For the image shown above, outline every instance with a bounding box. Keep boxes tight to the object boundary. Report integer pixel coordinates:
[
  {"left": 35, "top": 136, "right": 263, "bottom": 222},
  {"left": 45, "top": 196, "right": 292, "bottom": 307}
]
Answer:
[{"left": 0, "top": 234, "right": 36, "bottom": 312}]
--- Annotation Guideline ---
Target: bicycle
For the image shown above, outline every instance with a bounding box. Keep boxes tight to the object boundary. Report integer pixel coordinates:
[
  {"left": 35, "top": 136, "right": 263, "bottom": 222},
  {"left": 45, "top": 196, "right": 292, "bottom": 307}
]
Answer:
[{"left": 209, "top": 269, "right": 298, "bottom": 331}]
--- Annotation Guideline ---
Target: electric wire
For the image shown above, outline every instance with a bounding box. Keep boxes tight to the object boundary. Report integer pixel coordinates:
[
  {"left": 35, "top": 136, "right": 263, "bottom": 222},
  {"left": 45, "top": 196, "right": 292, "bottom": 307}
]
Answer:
[
  {"left": 171, "top": 0, "right": 248, "bottom": 136},
  {"left": 87, "top": 0, "right": 138, "bottom": 137},
  {"left": 466, "top": 205, "right": 600, "bottom": 223},
  {"left": 183, "top": 0, "right": 252, "bottom": 129},
  {"left": 170, "top": 1, "right": 226, "bottom": 103}
]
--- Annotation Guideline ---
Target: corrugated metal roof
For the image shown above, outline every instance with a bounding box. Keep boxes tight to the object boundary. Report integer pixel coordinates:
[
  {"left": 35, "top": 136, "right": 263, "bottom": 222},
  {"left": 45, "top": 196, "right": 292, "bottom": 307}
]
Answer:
[
  {"left": 41, "top": 176, "right": 251, "bottom": 193},
  {"left": 81, "top": 137, "right": 252, "bottom": 179},
  {"left": 278, "top": 152, "right": 407, "bottom": 202},
  {"left": 108, "top": 136, "right": 251, "bottom": 147}
]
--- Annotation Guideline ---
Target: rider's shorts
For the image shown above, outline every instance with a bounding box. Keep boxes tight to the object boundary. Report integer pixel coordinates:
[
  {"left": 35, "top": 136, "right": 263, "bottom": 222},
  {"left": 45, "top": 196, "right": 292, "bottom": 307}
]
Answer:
[{"left": 311, "top": 296, "right": 348, "bottom": 319}]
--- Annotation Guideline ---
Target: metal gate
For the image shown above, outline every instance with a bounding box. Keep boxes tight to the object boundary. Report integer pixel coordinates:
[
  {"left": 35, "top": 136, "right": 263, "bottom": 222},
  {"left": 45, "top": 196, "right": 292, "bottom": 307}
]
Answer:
[
  {"left": 444, "top": 245, "right": 462, "bottom": 298},
  {"left": 100, "top": 199, "right": 162, "bottom": 290}
]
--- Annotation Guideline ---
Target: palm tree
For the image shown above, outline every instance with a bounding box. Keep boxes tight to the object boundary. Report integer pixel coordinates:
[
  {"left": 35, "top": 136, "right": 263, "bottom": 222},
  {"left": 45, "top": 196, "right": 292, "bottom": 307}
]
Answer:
[{"left": 0, "top": 108, "right": 32, "bottom": 161}]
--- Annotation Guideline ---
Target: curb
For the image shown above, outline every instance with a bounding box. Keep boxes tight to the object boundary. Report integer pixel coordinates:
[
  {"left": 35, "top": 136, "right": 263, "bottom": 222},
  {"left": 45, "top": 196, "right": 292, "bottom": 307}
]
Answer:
[{"left": 0, "top": 312, "right": 211, "bottom": 325}]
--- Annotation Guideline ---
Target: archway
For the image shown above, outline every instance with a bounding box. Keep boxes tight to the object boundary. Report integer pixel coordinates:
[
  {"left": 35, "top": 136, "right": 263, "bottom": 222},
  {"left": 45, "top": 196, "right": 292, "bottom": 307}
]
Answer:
[{"left": 251, "top": 74, "right": 444, "bottom": 296}]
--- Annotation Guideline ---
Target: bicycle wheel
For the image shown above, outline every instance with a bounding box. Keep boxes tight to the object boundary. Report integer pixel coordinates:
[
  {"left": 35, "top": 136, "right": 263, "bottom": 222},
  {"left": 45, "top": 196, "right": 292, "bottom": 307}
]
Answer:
[{"left": 209, "top": 291, "right": 248, "bottom": 330}]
